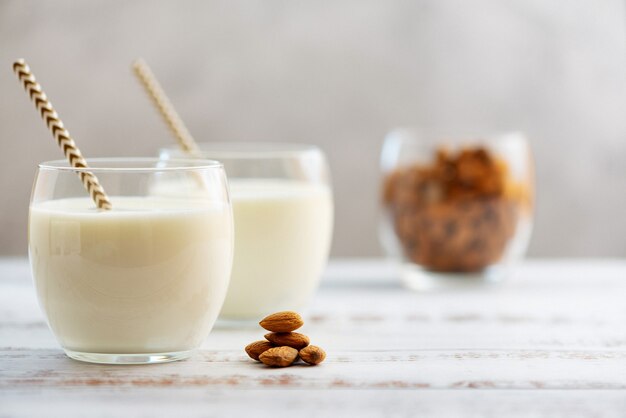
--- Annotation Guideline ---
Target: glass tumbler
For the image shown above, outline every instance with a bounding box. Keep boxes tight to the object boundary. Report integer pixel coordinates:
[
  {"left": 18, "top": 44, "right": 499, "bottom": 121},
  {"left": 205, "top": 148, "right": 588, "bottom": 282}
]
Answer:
[
  {"left": 160, "top": 143, "right": 334, "bottom": 321},
  {"left": 380, "top": 130, "right": 533, "bottom": 290},
  {"left": 29, "top": 158, "right": 233, "bottom": 364}
]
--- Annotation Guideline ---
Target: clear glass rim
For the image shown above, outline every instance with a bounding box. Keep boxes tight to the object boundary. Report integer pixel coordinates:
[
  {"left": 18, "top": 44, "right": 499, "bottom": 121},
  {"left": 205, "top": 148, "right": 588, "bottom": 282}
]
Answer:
[
  {"left": 161, "top": 142, "right": 322, "bottom": 159},
  {"left": 38, "top": 157, "right": 223, "bottom": 172},
  {"left": 386, "top": 129, "right": 528, "bottom": 145}
]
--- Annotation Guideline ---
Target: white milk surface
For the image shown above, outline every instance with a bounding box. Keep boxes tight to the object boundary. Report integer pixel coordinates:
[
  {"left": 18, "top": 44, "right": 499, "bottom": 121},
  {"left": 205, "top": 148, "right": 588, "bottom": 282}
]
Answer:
[
  {"left": 219, "top": 179, "right": 333, "bottom": 319},
  {"left": 29, "top": 196, "right": 233, "bottom": 354}
]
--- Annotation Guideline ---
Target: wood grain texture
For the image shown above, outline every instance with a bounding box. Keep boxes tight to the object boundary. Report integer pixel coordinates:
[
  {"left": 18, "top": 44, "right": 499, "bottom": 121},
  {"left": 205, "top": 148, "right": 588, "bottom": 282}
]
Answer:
[{"left": 1, "top": 258, "right": 626, "bottom": 417}]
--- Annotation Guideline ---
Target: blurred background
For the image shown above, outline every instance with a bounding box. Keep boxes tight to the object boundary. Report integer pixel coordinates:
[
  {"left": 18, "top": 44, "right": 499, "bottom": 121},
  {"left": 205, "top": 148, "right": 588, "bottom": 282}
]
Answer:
[{"left": 0, "top": 0, "right": 625, "bottom": 258}]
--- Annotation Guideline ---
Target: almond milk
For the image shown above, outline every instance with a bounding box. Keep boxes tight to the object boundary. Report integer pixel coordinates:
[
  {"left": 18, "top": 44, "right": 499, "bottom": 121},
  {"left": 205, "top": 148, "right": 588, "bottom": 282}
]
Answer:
[
  {"left": 29, "top": 196, "right": 233, "bottom": 355},
  {"left": 219, "top": 179, "right": 333, "bottom": 319}
]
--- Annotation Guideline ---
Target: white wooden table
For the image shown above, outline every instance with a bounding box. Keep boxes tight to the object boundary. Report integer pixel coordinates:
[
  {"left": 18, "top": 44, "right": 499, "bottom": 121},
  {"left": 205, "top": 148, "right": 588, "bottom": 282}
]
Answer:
[{"left": 1, "top": 258, "right": 625, "bottom": 417}]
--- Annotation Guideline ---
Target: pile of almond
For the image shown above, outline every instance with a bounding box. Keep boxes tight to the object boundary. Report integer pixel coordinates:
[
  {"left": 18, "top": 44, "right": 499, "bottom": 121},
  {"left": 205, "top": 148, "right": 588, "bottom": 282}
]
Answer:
[{"left": 245, "top": 311, "right": 326, "bottom": 367}]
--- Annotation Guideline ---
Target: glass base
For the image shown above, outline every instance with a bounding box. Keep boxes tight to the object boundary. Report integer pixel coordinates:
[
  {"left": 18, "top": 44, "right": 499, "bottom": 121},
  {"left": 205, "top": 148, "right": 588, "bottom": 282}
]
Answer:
[
  {"left": 401, "top": 263, "right": 511, "bottom": 291},
  {"left": 64, "top": 349, "right": 192, "bottom": 365}
]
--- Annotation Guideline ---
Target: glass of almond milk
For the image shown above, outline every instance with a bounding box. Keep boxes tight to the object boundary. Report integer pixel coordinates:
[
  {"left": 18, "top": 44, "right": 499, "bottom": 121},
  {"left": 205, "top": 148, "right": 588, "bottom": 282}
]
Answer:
[
  {"left": 29, "top": 158, "right": 233, "bottom": 364},
  {"left": 160, "top": 143, "right": 334, "bottom": 321}
]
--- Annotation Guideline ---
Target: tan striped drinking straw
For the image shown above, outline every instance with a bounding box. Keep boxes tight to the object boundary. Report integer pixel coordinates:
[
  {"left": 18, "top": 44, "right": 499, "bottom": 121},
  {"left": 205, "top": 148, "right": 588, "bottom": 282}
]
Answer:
[
  {"left": 132, "top": 58, "right": 201, "bottom": 155},
  {"left": 13, "top": 59, "right": 112, "bottom": 210}
]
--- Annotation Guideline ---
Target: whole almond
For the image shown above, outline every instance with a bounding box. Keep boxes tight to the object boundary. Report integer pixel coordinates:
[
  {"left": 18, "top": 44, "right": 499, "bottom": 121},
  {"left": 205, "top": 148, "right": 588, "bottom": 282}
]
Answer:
[
  {"left": 259, "top": 311, "right": 303, "bottom": 332},
  {"left": 259, "top": 346, "right": 299, "bottom": 367},
  {"left": 299, "top": 345, "right": 326, "bottom": 365},
  {"left": 265, "top": 332, "right": 310, "bottom": 350},
  {"left": 245, "top": 340, "right": 274, "bottom": 361}
]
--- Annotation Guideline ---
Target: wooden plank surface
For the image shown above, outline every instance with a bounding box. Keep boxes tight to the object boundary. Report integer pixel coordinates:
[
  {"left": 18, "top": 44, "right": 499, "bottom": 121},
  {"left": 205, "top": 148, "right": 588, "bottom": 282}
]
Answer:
[{"left": 1, "top": 258, "right": 626, "bottom": 417}]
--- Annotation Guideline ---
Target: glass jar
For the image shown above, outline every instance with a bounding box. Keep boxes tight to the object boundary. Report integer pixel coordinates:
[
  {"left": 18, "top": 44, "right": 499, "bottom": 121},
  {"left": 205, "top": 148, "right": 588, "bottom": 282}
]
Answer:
[
  {"left": 29, "top": 158, "right": 233, "bottom": 364},
  {"left": 160, "top": 143, "right": 334, "bottom": 321},
  {"left": 380, "top": 130, "right": 533, "bottom": 290}
]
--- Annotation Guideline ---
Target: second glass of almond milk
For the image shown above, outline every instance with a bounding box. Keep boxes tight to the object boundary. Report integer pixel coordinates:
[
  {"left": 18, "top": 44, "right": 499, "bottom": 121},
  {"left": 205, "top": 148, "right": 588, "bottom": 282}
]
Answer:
[{"left": 160, "top": 143, "right": 334, "bottom": 320}]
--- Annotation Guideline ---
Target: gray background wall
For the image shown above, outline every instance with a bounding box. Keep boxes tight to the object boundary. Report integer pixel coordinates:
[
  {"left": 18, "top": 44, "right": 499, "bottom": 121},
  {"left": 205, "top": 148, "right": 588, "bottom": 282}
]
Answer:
[{"left": 1, "top": 0, "right": 625, "bottom": 257}]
